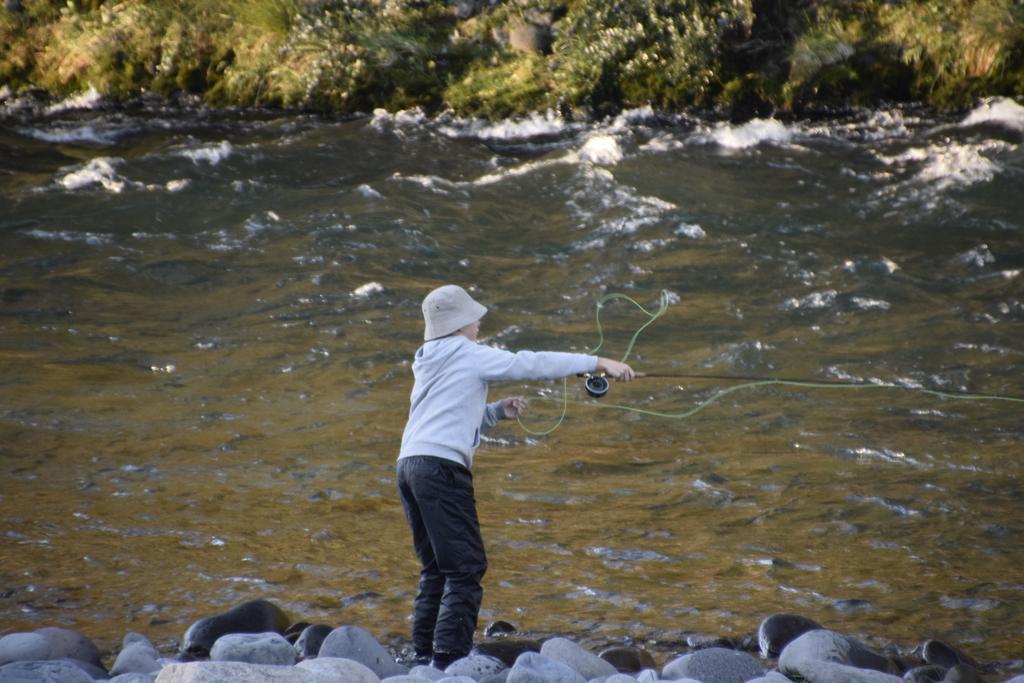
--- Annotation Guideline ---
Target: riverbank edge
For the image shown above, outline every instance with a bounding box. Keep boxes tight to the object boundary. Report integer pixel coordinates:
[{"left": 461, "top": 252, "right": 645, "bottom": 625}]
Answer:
[{"left": 1, "top": 0, "right": 1022, "bottom": 121}]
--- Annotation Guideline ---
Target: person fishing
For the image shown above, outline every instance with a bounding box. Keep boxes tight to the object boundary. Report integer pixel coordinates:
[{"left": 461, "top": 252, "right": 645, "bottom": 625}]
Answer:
[{"left": 396, "top": 284, "right": 635, "bottom": 669}]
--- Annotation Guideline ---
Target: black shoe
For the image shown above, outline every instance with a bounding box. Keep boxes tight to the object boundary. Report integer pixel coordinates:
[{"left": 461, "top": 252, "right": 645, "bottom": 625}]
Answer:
[{"left": 431, "top": 651, "right": 462, "bottom": 670}]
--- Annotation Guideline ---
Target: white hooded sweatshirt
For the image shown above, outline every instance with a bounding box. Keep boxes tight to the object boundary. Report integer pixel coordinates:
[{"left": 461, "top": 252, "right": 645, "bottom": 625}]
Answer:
[{"left": 398, "top": 335, "right": 597, "bottom": 469}]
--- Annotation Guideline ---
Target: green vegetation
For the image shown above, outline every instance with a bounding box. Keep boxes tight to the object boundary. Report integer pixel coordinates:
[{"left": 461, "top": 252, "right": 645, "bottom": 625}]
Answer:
[{"left": 1, "top": 0, "right": 1021, "bottom": 118}]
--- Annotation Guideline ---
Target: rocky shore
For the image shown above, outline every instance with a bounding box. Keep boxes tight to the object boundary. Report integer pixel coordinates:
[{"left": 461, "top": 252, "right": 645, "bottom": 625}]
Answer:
[
  {"left": 1, "top": 0, "right": 1022, "bottom": 120},
  {"left": 2, "top": 600, "right": 1023, "bottom": 682}
]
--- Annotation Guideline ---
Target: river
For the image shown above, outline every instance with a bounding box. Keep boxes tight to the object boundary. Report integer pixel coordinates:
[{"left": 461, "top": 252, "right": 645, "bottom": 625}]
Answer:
[{"left": 1, "top": 92, "right": 1022, "bottom": 665}]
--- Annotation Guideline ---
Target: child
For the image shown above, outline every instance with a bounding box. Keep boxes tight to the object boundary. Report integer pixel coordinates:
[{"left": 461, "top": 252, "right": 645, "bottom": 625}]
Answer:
[{"left": 396, "top": 284, "right": 635, "bottom": 668}]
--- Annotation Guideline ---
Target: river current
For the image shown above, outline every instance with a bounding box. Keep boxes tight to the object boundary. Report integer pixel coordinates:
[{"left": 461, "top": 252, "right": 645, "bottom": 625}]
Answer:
[{"left": 1, "top": 92, "right": 1023, "bottom": 664}]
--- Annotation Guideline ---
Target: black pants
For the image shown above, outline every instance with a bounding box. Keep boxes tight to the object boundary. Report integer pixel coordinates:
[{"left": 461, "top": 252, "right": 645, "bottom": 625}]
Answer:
[{"left": 396, "top": 455, "right": 487, "bottom": 660}]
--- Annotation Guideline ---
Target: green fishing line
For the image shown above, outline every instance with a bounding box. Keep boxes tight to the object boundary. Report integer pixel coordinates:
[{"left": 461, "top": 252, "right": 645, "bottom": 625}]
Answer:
[{"left": 515, "top": 292, "right": 1022, "bottom": 435}]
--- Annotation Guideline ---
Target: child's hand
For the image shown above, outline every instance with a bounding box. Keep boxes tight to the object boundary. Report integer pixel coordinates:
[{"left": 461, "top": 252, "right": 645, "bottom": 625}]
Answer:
[
  {"left": 596, "top": 357, "right": 636, "bottom": 382},
  {"left": 501, "top": 396, "right": 528, "bottom": 419}
]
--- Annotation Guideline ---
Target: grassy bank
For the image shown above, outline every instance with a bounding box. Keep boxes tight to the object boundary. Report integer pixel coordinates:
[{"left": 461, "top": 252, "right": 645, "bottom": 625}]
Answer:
[{"left": 1, "top": 0, "right": 1022, "bottom": 118}]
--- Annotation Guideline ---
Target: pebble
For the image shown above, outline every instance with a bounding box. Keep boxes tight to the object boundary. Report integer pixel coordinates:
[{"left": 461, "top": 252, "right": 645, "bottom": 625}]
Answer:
[
  {"left": 540, "top": 637, "right": 619, "bottom": 680},
  {"left": 757, "top": 614, "right": 823, "bottom": 658},
  {"left": 507, "top": 651, "right": 586, "bottom": 683},
  {"left": 317, "top": 625, "right": 407, "bottom": 678},
  {"left": 210, "top": 632, "right": 296, "bottom": 666},
  {"left": 661, "top": 647, "right": 764, "bottom": 683}
]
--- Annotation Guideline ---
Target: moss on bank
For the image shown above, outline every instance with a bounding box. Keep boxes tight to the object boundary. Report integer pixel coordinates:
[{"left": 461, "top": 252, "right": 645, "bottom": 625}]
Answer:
[{"left": 1, "top": 0, "right": 1021, "bottom": 118}]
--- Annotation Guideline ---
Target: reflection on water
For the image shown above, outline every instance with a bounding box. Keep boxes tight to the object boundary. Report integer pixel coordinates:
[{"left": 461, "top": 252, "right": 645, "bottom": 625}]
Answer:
[{"left": 1, "top": 96, "right": 1022, "bottom": 661}]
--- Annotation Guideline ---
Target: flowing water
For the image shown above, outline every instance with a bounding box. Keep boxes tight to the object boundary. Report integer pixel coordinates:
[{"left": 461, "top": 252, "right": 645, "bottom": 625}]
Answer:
[{"left": 1, "top": 93, "right": 1023, "bottom": 665}]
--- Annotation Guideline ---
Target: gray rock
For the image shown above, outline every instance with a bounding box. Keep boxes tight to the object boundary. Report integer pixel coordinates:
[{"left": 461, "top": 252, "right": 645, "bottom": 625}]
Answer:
[
  {"left": 0, "top": 633, "right": 50, "bottom": 665},
  {"left": 902, "top": 665, "right": 946, "bottom": 682},
  {"left": 296, "top": 656, "right": 381, "bottom": 683},
  {"left": 779, "top": 630, "right": 896, "bottom": 678},
  {"left": 35, "top": 627, "right": 103, "bottom": 668},
  {"left": 507, "top": 652, "right": 586, "bottom": 683},
  {"left": 787, "top": 660, "right": 902, "bottom": 683},
  {"left": 110, "top": 674, "right": 159, "bottom": 683},
  {"left": 155, "top": 661, "right": 332, "bottom": 682},
  {"left": 111, "top": 641, "right": 162, "bottom": 676},
  {"left": 757, "top": 614, "right": 824, "bottom": 658},
  {"left": 445, "top": 654, "right": 506, "bottom": 680},
  {"left": 383, "top": 676, "right": 437, "bottom": 683},
  {"left": 746, "top": 674, "right": 794, "bottom": 683},
  {"left": 181, "top": 599, "right": 290, "bottom": 657},
  {"left": 318, "top": 625, "right": 405, "bottom": 678},
  {"left": 480, "top": 672, "right": 509, "bottom": 683},
  {"left": 294, "top": 625, "right": 332, "bottom": 660},
  {"left": 662, "top": 647, "right": 764, "bottom": 683},
  {"left": 1001, "top": 677, "right": 1024, "bottom": 683},
  {"left": 436, "top": 678, "right": 477, "bottom": 683},
  {"left": 942, "top": 664, "right": 982, "bottom": 683},
  {"left": 598, "top": 646, "right": 656, "bottom": 674},
  {"left": 604, "top": 675, "right": 641, "bottom": 683},
  {"left": 410, "top": 665, "right": 447, "bottom": 681},
  {"left": 210, "top": 632, "right": 296, "bottom": 666},
  {"left": 540, "top": 638, "right": 617, "bottom": 680},
  {"left": 636, "top": 670, "right": 658, "bottom": 683},
  {"left": 0, "top": 659, "right": 95, "bottom": 683}
]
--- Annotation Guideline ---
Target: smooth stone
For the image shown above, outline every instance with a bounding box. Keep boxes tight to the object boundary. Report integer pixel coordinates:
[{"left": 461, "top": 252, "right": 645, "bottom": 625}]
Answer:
[
  {"left": 296, "top": 656, "right": 381, "bottom": 683},
  {"left": 0, "top": 633, "right": 50, "bottom": 665},
  {"left": 294, "top": 624, "right": 333, "bottom": 660},
  {"left": 411, "top": 665, "right": 447, "bottom": 681},
  {"left": 0, "top": 659, "right": 95, "bottom": 683},
  {"left": 636, "top": 670, "right": 658, "bottom": 683},
  {"left": 473, "top": 640, "right": 542, "bottom": 668},
  {"left": 662, "top": 647, "right": 764, "bottom": 683},
  {"left": 758, "top": 614, "right": 824, "bottom": 658},
  {"left": 155, "top": 661, "right": 331, "bottom": 682},
  {"left": 790, "top": 660, "right": 902, "bottom": 683},
  {"left": 210, "top": 632, "right": 295, "bottom": 666},
  {"left": 540, "top": 637, "right": 617, "bottom": 680},
  {"left": 599, "top": 646, "right": 657, "bottom": 673},
  {"left": 383, "top": 676, "right": 439, "bottom": 683},
  {"left": 318, "top": 625, "right": 406, "bottom": 678},
  {"left": 485, "top": 622, "right": 517, "bottom": 638},
  {"left": 436, "top": 678, "right": 477, "bottom": 683},
  {"left": 604, "top": 675, "right": 641, "bottom": 683},
  {"left": 507, "top": 652, "right": 586, "bottom": 683},
  {"left": 921, "top": 642, "right": 977, "bottom": 669},
  {"left": 779, "top": 630, "right": 896, "bottom": 677},
  {"left": 35, "top": 627, "right": 103, "bottom": 668},
  {"left": 480, "top": 671, "right": 510, "bottom": 683},
  {"left": 746, "top": 674, "right": 793, "bottom": 683},
  {"left": 111, "top": 641, "right": 162, "bottom": 676},
  {"left": 182, "top": 599, "right": 290, "bottom": 657},
  {"left": 1001, "top": 677, "right": 1024, "bottom": 683},
  {"left": 903, "top": 665, "right": 947, "bottom": 682},
  {"left": 110, "top": 675, "right": 159, "bottom": 683},
  {"left": 445, "top": 654, "right": 506, "bottom": 679},
  {"left": 942, "top": 664, "right": 983, "bottom": 683}
]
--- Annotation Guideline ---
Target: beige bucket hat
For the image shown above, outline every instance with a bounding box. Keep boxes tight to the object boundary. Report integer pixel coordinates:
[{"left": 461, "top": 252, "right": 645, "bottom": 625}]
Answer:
[{"left": 422, "top": 284, "right": 488, "bottom": 340}]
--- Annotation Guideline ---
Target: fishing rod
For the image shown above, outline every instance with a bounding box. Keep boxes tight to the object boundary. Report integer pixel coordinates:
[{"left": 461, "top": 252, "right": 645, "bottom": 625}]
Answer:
[{"left": 516, "top": 290, "right": 1022, "bottom": 435}]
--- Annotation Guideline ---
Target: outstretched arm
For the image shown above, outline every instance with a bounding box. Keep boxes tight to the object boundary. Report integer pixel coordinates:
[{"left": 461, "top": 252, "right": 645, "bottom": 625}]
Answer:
[{"left": 596, "top": 357, "right": 636, "bottom": 382}]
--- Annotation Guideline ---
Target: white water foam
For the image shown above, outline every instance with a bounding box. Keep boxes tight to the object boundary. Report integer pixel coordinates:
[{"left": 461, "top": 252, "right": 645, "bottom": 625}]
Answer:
[
  {"left": 674, "top": 223, "right": 707, "bottom": 240},
  {"left": 370, "top": 107, "right": 427, "bottom": 131},
  {"left": 19, "top": 124, "right": 122, "bottom": 145},
  {"left": 180, "top": 140, "right": 233, "bottom": 165},
  {"left": 578, "top": 135, "right": 623, "bottom": 166},
  {"left": 960, "top": 97, "right": 1024, "bottom": 133},
  {"left": 352, "top": 282, "right": 384, "bottom": 298},
  {"left": 356, "top": 184, "right": 383, "bottom": 199},
  {"left": 45, "top": 85, "right": 104, "bottom": 114},
  {"left": 782, "top": 290, "right": 837, "bottom": 311},
  {"left": 23, "top": 229, "right": 113, "bottom": 246},
  {"left": 877, "top": 140, "right": 1012, "bottom": 193},
  {"left": 57, "top": 157, "right": 128, "bottom": 193},
  {"left": 697, "top": 118, "right": 792, "bottom": 149},
  {"left": 438, "top": 110, "right": 571, "bottom": 141}
]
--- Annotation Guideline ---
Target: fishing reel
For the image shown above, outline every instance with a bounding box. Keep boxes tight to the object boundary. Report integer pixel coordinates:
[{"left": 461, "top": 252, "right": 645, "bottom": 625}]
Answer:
[{"left": 578, "top": 372, "right": 610, "bottom": 399}]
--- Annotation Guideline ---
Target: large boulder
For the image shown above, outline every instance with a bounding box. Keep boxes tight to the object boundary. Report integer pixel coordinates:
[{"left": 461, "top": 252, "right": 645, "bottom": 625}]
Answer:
[
  {"left": 210, "top": 632, "right": 296, "bottom": 666},
  {"left": 661, "top": 647, "right": 764, "bottom": 683},
  {"left": 757, "top": 614, "right": 823, "bottom": 658},
  {"left": 783, "top": 660, "right": 902, "bottom": 683},
  {"left": 540, "top": 638, "right": 618, "bottom": 680},
  {"left": 295, "top": 656, "right": 380, "bottom": 683},
  {"left": 155, "top": 661, "right": 331, "bottom": 682},
  {"left": 0, "top": 633, "right": 50, "bottom": 666},
  {"left": 779, "top": 630, "right": 896, "bottom": 678},
  {"left": 507, "top": 652, "right": 585, "bottom": 683},
  {"left": 181, "top": 600, "right": 290, "bottom": 657},
  {"left": 0, "top": 659, "right": 95, "bottom": 683},
  {"left": 317, "top": 625, "right": 405, "bottom": 678}
]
